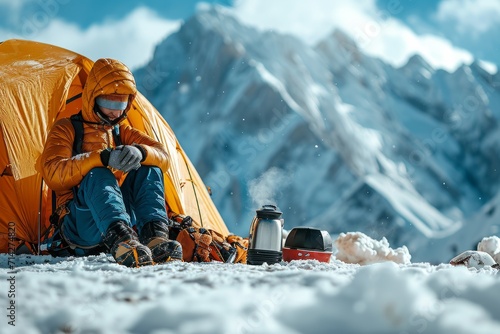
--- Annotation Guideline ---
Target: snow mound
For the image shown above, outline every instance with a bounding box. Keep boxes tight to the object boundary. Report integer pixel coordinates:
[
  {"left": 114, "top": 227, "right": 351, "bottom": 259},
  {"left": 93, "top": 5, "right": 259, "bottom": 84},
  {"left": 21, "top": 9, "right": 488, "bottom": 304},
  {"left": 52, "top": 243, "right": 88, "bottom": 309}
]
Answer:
[
  {"left": 447, "top": 236, "right": 500, "bottom": 269},
  {"left": 334, "top": 232, "right": 411, "bottom": 265},
  {"left": 450, "top": 250, "right": 496, "bottom": 269},
  {"left": 478, "top": 236, "right": 500, "bottom": 264}
]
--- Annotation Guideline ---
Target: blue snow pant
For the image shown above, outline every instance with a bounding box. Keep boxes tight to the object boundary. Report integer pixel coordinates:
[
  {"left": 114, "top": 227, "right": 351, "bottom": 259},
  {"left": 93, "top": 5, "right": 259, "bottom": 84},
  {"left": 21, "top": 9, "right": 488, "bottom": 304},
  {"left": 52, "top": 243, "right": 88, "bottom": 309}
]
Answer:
[{"left": 61, "top": 166, "right": 168, "bottom": 253}]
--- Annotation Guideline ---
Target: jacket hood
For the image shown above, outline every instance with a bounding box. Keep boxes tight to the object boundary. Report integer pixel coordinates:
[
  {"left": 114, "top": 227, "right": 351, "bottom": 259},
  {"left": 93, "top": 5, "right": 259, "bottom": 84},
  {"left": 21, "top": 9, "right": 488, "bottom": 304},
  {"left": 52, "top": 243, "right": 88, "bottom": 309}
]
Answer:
[{"left": 81, "top": 58, "right": 137, "bottom": 125}]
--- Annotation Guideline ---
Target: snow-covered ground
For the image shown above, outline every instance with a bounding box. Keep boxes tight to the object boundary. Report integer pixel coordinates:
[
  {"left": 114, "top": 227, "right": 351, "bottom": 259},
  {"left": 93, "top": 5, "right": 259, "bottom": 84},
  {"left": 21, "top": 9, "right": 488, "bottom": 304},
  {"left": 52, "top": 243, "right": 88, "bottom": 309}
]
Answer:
[{"left": 1, "top": 234, "right": 500, "bottom": 334}]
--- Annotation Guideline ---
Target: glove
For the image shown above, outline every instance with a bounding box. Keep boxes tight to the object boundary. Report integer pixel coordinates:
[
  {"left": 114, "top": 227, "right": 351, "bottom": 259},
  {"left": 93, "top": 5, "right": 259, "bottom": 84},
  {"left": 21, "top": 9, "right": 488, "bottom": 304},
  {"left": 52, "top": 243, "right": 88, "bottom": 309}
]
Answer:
[{"left": 108, "top": 145, "right": 143, "bottom": 172}]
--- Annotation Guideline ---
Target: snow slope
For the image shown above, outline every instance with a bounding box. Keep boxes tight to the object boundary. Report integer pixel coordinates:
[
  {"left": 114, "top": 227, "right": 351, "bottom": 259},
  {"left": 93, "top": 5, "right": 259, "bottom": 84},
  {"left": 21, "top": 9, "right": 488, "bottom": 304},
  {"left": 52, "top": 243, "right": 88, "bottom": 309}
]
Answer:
[
  {"left": 3, "top": 233, "right": 500, "bottom": 333},
  {"left": 134, "top": 5, "right": 500, "bottom": 263},
  {"left": 1, "top": 252, "right": 500, "bottom": 334}
]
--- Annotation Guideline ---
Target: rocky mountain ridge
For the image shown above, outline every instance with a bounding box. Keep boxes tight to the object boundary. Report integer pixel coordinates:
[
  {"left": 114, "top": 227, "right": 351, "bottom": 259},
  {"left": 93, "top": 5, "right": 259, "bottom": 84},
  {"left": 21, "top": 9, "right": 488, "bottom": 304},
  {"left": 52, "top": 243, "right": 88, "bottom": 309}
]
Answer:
[{"left": 134, "top": 6, "right": 500, "bottom": 262}]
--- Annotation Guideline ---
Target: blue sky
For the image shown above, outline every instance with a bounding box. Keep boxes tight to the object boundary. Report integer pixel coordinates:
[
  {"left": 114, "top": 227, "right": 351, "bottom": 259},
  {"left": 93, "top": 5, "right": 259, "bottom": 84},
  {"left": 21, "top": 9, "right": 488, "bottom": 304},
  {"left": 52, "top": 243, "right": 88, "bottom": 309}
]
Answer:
[{"left": 0, "top": 0, "right": 498, "bottom": 73}]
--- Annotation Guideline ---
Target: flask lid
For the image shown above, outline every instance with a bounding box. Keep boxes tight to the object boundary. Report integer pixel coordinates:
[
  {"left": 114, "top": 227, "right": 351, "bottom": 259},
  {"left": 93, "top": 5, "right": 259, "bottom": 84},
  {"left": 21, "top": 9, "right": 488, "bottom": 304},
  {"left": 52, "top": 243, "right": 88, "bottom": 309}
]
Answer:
[{"left": 256, "top": 204, "right": 283, "bottom": 219}]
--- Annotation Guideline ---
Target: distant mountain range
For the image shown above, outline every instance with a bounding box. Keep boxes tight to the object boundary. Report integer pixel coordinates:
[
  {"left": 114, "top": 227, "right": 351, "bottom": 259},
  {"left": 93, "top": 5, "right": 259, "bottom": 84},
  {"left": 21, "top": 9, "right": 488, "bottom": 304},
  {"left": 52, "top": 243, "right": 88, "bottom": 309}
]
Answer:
[{"left": 134, "top": 5, "right": 500, "bottom": 263}]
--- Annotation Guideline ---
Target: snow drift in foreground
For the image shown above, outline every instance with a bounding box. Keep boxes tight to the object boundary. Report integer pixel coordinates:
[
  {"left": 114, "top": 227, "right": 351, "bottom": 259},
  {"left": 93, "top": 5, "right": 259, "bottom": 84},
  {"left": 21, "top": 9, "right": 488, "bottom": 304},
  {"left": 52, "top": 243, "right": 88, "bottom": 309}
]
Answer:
[{"left": 1, "top": 233, "right": 500, "bottom": 334}]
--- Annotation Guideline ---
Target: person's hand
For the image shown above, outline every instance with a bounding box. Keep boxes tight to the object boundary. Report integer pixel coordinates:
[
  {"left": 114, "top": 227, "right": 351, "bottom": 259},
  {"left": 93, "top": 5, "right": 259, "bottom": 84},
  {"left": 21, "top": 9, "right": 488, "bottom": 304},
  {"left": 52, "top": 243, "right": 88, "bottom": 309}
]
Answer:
[{"left": 108, "top": 145, "right": 143, "bottom": 172}]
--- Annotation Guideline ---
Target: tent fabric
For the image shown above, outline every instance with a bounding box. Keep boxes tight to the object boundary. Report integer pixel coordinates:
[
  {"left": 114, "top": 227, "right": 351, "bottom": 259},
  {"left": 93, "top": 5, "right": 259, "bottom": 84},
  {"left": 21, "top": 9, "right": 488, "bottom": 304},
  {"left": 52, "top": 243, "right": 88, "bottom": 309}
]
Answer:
[{"left": 0, "top": 39, "right": 228, "bottom": 253}]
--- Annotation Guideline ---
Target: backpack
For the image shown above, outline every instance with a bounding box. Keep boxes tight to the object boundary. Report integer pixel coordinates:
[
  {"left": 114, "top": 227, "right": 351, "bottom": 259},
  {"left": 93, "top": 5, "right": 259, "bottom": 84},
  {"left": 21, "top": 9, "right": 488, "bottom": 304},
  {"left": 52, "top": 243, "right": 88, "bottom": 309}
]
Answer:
[
  {"left": 169, "top": 214, "right": 248, "bottom": 264},
  {"left": 70, "top": 111, "right": 122, "bottom": 155},
  {"left": 176, "top": 228, "right": 248, "bottom": 264}
]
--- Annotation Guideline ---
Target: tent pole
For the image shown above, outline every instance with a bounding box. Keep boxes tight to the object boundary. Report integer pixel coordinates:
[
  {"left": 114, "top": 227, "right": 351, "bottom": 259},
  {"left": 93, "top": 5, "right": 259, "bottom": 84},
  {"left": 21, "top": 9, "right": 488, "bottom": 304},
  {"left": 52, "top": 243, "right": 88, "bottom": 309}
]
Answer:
[
  {"left": 37, "top": 179, "right": 44, "bottom": 255},
  {"left": 184, "top": 159, "right": 204, "bottom": 227}
]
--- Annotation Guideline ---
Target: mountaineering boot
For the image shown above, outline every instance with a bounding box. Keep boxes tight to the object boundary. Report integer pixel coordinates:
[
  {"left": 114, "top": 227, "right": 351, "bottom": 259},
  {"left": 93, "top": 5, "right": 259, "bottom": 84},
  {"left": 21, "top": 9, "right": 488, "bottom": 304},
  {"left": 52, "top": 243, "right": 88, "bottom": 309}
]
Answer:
[
  {"left": 139, "top": 221, "right": 183, "bottom": 263},
  {"left": 103, "top": 221, "right": 153, "bottom": 267}
]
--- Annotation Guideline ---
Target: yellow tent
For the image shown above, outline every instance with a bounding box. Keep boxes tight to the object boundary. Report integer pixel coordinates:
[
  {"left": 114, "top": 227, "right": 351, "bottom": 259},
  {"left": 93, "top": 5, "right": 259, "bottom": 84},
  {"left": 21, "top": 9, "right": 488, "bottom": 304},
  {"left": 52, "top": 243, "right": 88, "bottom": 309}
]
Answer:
[{"left": 0, "top": 39, "right": 228, "bottom": 253}]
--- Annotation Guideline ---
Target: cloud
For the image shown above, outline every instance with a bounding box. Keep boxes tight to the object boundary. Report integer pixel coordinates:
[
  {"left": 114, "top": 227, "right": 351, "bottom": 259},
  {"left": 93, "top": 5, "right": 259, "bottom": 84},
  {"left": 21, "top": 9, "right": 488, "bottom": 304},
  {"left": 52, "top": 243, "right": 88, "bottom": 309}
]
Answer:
[
  {"left": 435, "top": 0, "right": 500, "bottom": 36},
  {"left": 355, "top": 18, "right": 473, "bottom": 71},
  {"left": 1, "top": 6, "right": 180, "bottom": 70},
  {"left": 0, "top": 0, "right": 69, "bottom": 30},
  {"left": 233, "top": 0, "right": 377, "bottom": 45},
  {"left": 0, "top": 0, "right": 30, "bottom": 11},
  {"left": 232, "top": 0, "right": 474, "bottom": 71}
]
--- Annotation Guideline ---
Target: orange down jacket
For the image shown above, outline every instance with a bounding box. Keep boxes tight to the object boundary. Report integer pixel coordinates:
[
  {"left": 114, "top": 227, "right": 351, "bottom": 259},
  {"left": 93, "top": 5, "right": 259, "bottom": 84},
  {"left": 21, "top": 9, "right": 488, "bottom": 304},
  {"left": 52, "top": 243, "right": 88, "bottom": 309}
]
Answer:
[{"left": 41, "top": 58, "right": 170, "bottom": 210}]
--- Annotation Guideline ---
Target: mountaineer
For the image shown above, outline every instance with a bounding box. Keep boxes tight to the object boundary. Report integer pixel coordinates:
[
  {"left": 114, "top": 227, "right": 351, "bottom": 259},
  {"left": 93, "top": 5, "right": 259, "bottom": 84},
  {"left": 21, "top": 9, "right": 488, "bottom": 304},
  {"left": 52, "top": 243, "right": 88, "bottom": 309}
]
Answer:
[{"left": 40, "top": 58, "right": 182, "bottom": 267}]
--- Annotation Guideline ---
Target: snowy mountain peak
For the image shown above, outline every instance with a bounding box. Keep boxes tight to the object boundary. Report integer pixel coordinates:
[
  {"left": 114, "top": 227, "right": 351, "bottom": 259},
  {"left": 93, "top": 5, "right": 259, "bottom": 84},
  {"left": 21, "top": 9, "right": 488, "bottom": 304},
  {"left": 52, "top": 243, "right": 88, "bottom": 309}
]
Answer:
[
  {"left": 190, "top": 3, "right": 243, "bottom": 36},
  {"left": 135, "top": 7, "right": 500, "bottom": 263},
  {"left": 471, "top": 59, "right": 498, "bottom": 76},
  {"left": 315, "top": 29, "right": 368, "bottom": 75},
  {"left": 401, "top": 54, "right": 434, "bottom": 79},
  {"left": 321, "top": 29, "right": 361, "bottom": 56},
  {"left": 403, "top": 54, "right": 433, "bottom": 71}
]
